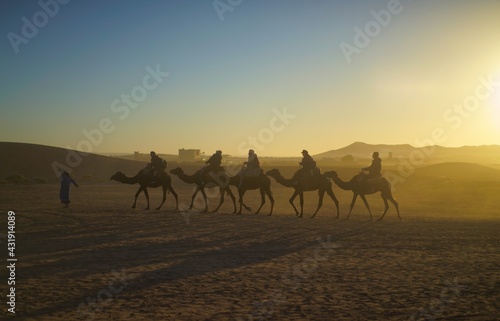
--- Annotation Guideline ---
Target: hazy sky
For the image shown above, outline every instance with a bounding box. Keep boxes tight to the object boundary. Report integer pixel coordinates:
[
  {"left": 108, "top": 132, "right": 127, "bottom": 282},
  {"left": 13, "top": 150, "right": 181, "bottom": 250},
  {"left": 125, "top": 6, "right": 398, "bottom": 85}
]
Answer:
[{"left": 1, "top": 0, "right": 500, "bottom": 156}]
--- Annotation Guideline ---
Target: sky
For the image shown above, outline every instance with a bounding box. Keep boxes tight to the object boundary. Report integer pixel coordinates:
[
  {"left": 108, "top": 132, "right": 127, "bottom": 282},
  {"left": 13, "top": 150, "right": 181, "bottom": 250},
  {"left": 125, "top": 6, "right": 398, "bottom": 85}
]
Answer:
[{"left": 1, "top": 0, "right": 500, "bottom": 157}]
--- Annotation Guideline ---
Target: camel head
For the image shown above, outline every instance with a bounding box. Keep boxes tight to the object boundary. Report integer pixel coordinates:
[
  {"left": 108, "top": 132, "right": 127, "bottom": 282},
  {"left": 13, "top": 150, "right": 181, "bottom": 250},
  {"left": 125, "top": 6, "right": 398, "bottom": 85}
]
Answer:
[
  {"left": 110, "top": 171, "right": 125, "bottom": 181},
  {"left": 169, "top": 167, "right": 184, "bottom": 175},
  {"left": 265, "top": 169, "right": 280, "bottom": 178},
  {"left": 323, "top": 171, "right": 338, "bottom": 179}
]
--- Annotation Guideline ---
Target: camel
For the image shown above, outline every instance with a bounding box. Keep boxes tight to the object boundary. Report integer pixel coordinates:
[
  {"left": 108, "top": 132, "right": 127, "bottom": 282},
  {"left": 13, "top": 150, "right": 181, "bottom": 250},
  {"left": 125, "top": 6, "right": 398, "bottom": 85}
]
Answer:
[
  {"left": 323, "top": 171, "right": 401, "bottom": 221},
  {"left": 169, "top": 167, "right": 237, "bottom": 213},
  {"left": 110, "top": 168, "right": 179, "bottom": 210},
  {"left": 228, "top": 171, "right": 274, "bottom": 215},
  {"left": 266, "top": 169, "right": 339, "bottom": 218}
]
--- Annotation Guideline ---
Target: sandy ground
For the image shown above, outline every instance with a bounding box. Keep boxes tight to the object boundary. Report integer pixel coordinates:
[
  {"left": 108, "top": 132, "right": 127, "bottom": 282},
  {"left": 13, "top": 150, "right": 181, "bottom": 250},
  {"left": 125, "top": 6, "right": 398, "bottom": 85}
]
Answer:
[{"left": 0, "top": 179, "right": 499, "bottom": 320}]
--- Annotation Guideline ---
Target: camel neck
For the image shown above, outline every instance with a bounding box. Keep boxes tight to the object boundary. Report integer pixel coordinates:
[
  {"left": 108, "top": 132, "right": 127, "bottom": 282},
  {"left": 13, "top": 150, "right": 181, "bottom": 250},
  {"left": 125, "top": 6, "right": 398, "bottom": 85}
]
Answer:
[
  {"left": 176, "top": 171, "right": 198, "bottom": 184},
  {"left": 332, "top": 176, "right": 353, "bottom": 191},
  {"left": 272, "top": 173, "right": 295, "bottom": 187},
  {"left": 120, "top": 174, "right": 139, "bottom": 185}
]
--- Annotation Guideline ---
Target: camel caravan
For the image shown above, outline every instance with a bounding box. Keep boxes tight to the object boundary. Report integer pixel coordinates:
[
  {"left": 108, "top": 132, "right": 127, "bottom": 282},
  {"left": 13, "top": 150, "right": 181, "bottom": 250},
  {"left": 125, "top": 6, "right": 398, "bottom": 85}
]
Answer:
[{"left": 110, "top": 149, "right": 401, "bottom": 221}]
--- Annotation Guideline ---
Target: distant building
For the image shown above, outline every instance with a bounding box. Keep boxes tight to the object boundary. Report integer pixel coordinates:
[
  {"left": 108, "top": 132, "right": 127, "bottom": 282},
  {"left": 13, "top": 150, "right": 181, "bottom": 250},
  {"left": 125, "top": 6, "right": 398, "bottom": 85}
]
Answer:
[
  {"left": 134, "top": 151, "right": 140, "bottom": 160},
  {"left": 179, "top": 149, "right": 201, "bottom": 162}
]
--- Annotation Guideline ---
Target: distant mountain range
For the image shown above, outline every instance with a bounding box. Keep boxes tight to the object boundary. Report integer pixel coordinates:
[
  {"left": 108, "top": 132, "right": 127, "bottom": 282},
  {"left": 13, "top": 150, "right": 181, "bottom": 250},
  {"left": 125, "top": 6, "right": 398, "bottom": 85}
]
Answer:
[{"left": 314, "top": 141, "right": 500, "bottom": 164}]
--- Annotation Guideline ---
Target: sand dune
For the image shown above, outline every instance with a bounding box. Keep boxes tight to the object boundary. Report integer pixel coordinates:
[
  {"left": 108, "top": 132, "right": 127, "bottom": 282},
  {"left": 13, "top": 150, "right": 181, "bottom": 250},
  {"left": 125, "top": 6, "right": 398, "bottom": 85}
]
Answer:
[
  {"left": 0, "top": 142, "right": 147, "bottom": 182},
  {"left": 412, "top": 162, "right": 500, "bottom": 181}
]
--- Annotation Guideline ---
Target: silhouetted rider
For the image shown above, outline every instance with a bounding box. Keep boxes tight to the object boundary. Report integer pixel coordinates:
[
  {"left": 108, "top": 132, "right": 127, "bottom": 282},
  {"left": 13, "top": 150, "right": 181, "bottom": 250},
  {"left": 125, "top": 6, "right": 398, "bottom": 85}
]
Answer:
[
  {"left": 300, "top": 150, "right": 316, "bottom": 174},
  {"left": 150, "top": 151, "right": 166, "bottom": 179},
  {"left": 239, "top": 149, "right": 261, "bottom": 187},
  {"left": 363, "top": 152, "right": 382, "bottom": 179},
  {"left": 202, "top": 150, "right": 223, "bottom": 179},
  {"left": 206, "top": 150, "right": 222, "bottom": 168}
]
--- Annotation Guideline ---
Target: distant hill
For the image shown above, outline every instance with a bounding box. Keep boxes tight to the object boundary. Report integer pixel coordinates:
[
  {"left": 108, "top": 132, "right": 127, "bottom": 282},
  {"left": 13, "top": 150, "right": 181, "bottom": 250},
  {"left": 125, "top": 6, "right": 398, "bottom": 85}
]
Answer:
[
  {"left": 0, "top": 142, "right": 148, "bottom": 182},
  {"left": 315, "top": 142, "right": 414, "bottom": 159},
  {"left": 315, "top": 142, "right": 500, "bottom": 165}
]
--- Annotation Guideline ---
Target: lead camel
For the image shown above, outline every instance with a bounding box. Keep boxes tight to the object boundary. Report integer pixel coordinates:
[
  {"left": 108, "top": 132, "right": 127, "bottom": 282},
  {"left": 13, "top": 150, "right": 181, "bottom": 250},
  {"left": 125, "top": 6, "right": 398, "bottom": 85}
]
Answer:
[{"left": 323, "top": 171, "right": 401, "bottom": 221}]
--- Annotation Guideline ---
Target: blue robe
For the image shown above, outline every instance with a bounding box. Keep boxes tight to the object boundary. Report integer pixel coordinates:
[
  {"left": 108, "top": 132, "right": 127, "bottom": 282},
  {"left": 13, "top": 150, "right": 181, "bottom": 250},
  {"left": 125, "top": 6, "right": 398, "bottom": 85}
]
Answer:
[{"left": 60, "top": 174, "right": 77, "bottom": 204}]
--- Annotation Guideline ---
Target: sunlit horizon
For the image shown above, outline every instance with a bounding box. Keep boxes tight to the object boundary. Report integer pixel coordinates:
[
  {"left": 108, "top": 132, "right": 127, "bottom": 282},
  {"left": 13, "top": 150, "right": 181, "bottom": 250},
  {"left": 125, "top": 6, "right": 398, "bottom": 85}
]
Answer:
[{"left": 1, "top": 1, "right": 500, "bottom": 157}]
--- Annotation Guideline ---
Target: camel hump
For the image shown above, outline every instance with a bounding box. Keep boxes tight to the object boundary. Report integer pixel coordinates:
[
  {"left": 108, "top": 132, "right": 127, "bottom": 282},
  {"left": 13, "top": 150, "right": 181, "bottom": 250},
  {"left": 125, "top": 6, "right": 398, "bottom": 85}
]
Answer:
[
  {"left": 244, "top": 168, "right": 263, "bottom": 177},
  {"left": 364, "top": 175, "right": 389, "bottom": 188},
  {"left": 141, "top": 165, "right": 152, "bottom": 175}
]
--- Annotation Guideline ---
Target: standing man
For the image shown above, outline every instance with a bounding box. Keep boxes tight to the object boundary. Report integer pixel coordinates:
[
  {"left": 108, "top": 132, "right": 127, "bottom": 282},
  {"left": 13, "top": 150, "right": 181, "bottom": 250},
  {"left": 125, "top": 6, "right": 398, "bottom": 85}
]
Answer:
[{"left": 59, "top": 171, "right": 78, "bottom": 208}]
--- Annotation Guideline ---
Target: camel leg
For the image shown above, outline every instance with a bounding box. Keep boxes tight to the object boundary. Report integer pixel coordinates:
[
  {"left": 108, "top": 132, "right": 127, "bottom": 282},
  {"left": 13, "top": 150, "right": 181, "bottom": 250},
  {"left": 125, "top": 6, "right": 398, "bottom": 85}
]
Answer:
[
  {"left": 236, "top": 187, "right": 251, "bottom": 213},
  {"left": 266, "top": 189, "right": 274, "bottom": 216},
  {"left": 378, "top": 197, "right": 389, "bottom": 221},
  {"left": 311, "top": 188, "right": 325, "bottom": 219},
  {"left": 359, "top": 194, "right": 372, "bottom": 220},
  {"left": 391, "top": 197, "right": 401, "bottom": 221},
  {"left": 254, "top": 189, "right": 266, "bottom": 215},
  {"left": 298, "top": 192, "right": 304, "bottom": 218},
  {"left": 143, "top": 188, "right": 150, "bottom": 210},
  {"left": 132, "top": 186, "right": 143, "bottom": 209},
  {"left": 379, "top": 195, "right": 401, "bottom": 221},
  {"left": 189, "top": 186, "right": 201, "bottom": 210},
  {"left": 200, "top": 188, "right": 208, "bottom": 212},
  {"left": 326, "top": 187, "right": 340, "bottom": 219},
  {"left": 237, "top": 189, "right": 248, "bottom": 214},
  {"left": 189, "top": 186, "right": 208, "bottom": 212},
  {"left": 155, "top": 185, "right": 168, "bottom": 210},
  {"left": 212, "top": 187, "right": 226, "bottom": 213},
  {"left": 169, "top": 186, "right": 179, "bottom": 210},
  {"left": 346, "top": 193, "right": 358, "bottom": 220},
  {"left": 227, "top": 187, "right": 237, "bottom": 214},
  {"left": 237, "top": 188, "right": 243, "bottom": 214},
  {"left": 289, "top": 191, "right": 300, "bottom": 216}
]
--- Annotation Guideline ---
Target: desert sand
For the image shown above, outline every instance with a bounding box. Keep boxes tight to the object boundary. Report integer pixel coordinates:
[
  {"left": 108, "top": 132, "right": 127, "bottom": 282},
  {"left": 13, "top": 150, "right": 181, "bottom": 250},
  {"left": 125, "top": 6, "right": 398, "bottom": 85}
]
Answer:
[{"left": 1, "top": 168, "right": 499, "bottom": 321}]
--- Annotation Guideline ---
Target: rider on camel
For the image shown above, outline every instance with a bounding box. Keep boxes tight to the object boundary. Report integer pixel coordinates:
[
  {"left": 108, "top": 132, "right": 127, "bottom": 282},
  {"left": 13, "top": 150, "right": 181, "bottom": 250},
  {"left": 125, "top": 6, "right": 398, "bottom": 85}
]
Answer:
[
  {"left": 239, "top": 149, "right": 261, "bottom": 187},
  {"left": 150, "top": 151, "right": 167, "bottom": 180},
  {"left": 202, "top": 150, "right": 223, "bottom": 179},
  {"left": 300, "top": 150, "right": 317, "bottom": 176},
  {"left": 362, "top": 152, "right": 382, "bottom": 180}
]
